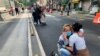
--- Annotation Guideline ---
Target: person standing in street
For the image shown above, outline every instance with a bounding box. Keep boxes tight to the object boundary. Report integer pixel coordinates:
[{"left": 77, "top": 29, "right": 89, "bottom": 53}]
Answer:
[
  {"left": 15, "top": 7, "right": 19, "bottom": 15},
  {"left": 40, "top": 7, "right": 46, "bottom": 25},
  {"left": 22, "top": 7, "right": 24, "bottom": 13},
  {"left": 60, "top": 6, "right": 64, "bottom": 15},
  {"left": 31, "top": 5, "right": 37, "bottom": 24},
  {"left": 67, "top": 2, "right": 71, "bottom": 16},
  {"left": 35, "top": 6, "right": 42, "bottom": 24}
]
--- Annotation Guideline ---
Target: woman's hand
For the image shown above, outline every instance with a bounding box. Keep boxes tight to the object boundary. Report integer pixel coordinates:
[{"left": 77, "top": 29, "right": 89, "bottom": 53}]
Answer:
[{"left": 63, "top": 32, "right": 68, "bottom": 40}]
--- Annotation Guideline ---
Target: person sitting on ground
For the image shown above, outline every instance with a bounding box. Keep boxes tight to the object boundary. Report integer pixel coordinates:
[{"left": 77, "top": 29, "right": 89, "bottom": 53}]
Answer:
[
  {"left": 66, "top": 23, "right": 90, "bottom": 56},
  {"left": 58, "top": 24, "right": 72, "bottom": 56},
  {"left": 62, "top": 24, "right": 72, "bottom": 46},
  {"left": 73, "top": 22, "right": 84, "bottom": 37}
]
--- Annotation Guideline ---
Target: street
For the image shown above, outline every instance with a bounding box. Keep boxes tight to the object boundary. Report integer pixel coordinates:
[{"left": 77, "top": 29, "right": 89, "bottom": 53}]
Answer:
[
  {"left": 35, "top": 13, "right": 100, "bottom": 56},
  {"left": 0, "top": 14, "right": 28, "bottom": 56},
  {"left": 1, "top": 0, "right": 100, "bottom": 56}
]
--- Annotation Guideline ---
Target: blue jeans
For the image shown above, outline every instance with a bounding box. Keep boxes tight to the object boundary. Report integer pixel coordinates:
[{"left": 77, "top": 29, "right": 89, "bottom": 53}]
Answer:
[{"left": 60, "top": 48, "right": 71, "bottom": 56}]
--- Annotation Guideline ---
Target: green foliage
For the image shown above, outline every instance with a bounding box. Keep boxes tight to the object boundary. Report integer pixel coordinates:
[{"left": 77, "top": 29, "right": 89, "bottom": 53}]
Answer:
[
  {"left": 19, "top": 0, "right": 37, "bottom": 6},
  {"left": 61, "top": 0, "right": 69, "bottom": 6}
]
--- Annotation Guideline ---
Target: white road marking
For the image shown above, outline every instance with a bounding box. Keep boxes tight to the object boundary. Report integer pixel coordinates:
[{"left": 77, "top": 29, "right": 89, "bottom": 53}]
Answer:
[
  {"left": 46, "top": 14, "right": 55, "bottom": 17},
  {"left": 28, "top": 13, "right": 46, "bottom": 56},
  {"left": 30, "top": 18, "right": 46, "bottom": 56},
  {"left": 46, "top": 14, "right": 61, "bottom": 21},
  {"left": 28, "top": 19, "right": 33, "bottom": 56},
  {"left": 98, "top": 36, "right": 100, "bottom": 38}
]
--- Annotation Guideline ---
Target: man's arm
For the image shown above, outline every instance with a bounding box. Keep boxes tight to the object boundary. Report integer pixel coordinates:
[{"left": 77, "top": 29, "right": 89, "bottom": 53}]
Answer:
[{"left": 66, "top": 36, "right": 76, "bottom": 52}]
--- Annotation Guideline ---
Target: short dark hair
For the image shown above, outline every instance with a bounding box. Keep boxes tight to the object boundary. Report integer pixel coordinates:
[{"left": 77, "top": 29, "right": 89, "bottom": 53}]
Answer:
[{"left": 72, "top": 22, "right": 82, "bottom": 32}]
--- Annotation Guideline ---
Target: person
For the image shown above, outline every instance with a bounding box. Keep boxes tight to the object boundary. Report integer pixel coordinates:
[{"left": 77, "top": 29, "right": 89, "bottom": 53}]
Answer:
[
  {"left": 60, "top": 6, "right": 64, "bottom": 15},
  {"left": 58, "top": 24, "right": 72, "bottom": 56},
  {"left": 22, "top": 7, "right": 24, "bottom": 12},
  {"left": 9, "top": 7, "right": 14, "bottom": 16},
  {"left": 62, "top": 24, "right": 72, "bottom": 46},
  {"left": 40, "top": 7, "right": 46, "bottom": 25},
  {"left": 73, "top": 22, "right": 84, "bottom": 37},
  {"left": 15, "top": 7, "right": 19, "bottom": 15},
  {"left": 41, "top": 11, "right": 46, "bottom": 25},
  {"left": 31, "top": 5, "right": 37, "bottom": 24},
  {"left": 35, "top": 6, "right": 42, "bottom": 24},
  {"left": 67, "top": 2, "right": 71, "bottom": 16},
  {"left": 66, "top": 23, "right": 90, "bottom": 56}
]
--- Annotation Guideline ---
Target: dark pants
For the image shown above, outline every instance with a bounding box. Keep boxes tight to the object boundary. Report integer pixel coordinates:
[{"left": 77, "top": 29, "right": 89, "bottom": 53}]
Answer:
[
  {"left": 15, "top": 11, "right": 19, "bottom": 15},
  {"left": 67, "top": 11, "right": 70, "bottom": 16},
  {"left": 37, "top": 17, "right": 41, "bottom": 24},
  {"left": 32, "top": 12, "right": 37, "bottom": 23}
]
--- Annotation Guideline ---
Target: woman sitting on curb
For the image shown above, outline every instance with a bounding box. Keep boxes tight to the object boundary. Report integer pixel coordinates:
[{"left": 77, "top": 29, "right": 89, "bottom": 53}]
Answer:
[{"left": 58, "top": 24, "right": 72, "bottom": 56}]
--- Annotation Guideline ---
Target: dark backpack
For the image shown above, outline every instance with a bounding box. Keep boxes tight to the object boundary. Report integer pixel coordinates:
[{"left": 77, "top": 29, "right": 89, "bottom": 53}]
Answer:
[{"left": 72, "top": 43, "right": 78, "bottom": 56}]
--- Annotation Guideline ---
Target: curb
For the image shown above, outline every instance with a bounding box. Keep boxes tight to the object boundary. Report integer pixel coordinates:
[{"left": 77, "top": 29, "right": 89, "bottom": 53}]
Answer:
[
  {"left": 28, "top": 19, "right": 33, "bottom": 56},
  {"left": 30, "top": 18, "right": 46, "bottom": 56},
  {"left": 28, "top": 13, "right": 46, "bottom": 56}
]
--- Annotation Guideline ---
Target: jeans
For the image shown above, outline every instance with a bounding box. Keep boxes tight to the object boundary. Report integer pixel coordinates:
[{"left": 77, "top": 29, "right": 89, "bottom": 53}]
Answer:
[{"left": 60, "top": 48, "right": 71, "bottom": 56}]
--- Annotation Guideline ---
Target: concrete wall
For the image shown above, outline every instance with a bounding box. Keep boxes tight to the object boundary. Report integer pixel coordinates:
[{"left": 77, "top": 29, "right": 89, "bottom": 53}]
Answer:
[
  {"left": 83, "top": 1, "right": 91, "bottom": 12},
  {"left": 0, "top": 0, "right": 15, "bottom": 21}
]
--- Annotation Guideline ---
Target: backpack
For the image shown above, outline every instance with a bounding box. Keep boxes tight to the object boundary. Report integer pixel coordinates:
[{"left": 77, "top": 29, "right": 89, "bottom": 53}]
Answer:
[{"left": 72, "top": 43, "right": 78, "bottom": 56}]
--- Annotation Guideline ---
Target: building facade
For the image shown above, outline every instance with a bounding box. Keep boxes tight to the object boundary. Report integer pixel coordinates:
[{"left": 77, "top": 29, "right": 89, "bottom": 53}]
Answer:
[{"left": 71, "top": 0, "right": 100, "bottom": 12}]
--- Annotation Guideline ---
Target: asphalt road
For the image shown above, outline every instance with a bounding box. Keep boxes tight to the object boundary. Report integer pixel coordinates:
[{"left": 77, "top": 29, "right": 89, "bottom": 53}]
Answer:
[
  {"left": 0, "top": 14, "right": 28, "bottom": 56},
  {"left": 35, "top": 13, "right": 100, "bottom": 56}
]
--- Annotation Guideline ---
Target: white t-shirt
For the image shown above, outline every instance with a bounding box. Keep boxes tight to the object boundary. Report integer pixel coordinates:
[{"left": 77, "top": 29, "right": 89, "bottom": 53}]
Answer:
[{"left": 69, "top": 33, "right": 86, "bottom": 50}]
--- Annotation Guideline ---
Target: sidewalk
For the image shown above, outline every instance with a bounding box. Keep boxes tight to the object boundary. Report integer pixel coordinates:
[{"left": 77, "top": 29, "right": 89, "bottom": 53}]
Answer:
[
  {"left": 0, "top": 11, "right": 22, "bottom": 21},
  {"left": 0, "top": 9, "right": 46, "bottom": 56},
  {"left": 0, "top": 13, "right": 28, "bottom": 56}
]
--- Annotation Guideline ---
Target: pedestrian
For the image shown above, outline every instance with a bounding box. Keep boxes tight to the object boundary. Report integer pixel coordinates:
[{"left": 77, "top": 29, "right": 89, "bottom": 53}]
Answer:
[
  {"left": 58, "top": 24, "right": 72, "bottom": 56},
  {"left": 9, "top": 7, "right": 14, "bottom": 16},
  {"left": 40, "top": 7, "right": 46, "bottom": 25},
  {"left": 31, "top": 5, "right": 37, "bottom": 24},
  {"left": 60, "top": 6, "right": 64, "bottom": 15},
  {"left": 22, "top": 7, "right": 24, "bottom": 13},
  {"left": 41, "top": 11, "right": 46, "bottom": 25},
  {"left": 35, "top": 6, "right": 42, "bottom": 24},
  {"left": 66, "top": 2, "right": 71, "bottom": 16},
  {"left": 66, "top": 23, "right": 90, "bottom": 56},
  {"left": 15, "top": 7, "right": 19, "bottom": 15}
]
